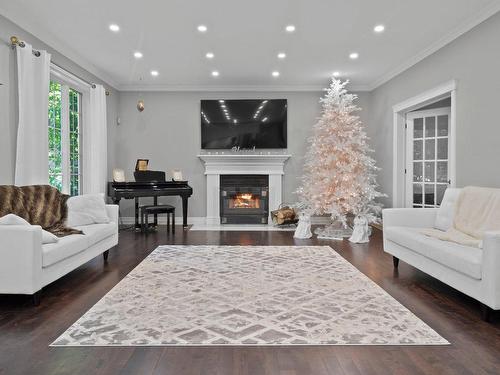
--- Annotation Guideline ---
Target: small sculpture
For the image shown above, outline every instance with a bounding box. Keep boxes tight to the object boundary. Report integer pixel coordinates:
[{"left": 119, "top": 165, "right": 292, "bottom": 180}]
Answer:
[
  {"left": 294, "top": 212, "right": 312, "bottom": 239},
  {"left": 349, "top": 215, "right": 370, "bottom": 243}
]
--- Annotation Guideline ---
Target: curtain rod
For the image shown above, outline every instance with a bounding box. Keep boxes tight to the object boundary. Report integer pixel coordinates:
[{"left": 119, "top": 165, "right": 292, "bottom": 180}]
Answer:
[{"left": 10, "top": 36, "right": 110, "bottom": 96}]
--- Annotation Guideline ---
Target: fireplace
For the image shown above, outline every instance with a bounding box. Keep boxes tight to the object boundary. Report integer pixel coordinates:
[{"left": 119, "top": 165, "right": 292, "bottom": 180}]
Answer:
[{"left": 220, "top": 175, "right": 269, "bottom": 224}]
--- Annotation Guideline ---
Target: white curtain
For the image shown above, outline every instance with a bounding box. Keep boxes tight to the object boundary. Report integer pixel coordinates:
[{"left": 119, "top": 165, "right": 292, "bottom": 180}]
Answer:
[
  {"left": 83, "top": 84, "right": 107, "bottom": 194},
  {"left": 14, "top": 43, "right": 51, "bottom": 186}
]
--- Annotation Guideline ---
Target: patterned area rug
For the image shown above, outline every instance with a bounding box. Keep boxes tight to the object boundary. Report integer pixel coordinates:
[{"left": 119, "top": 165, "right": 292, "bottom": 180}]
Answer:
[{"left": 52, "top": 246, "right": 448, "bottom": 346}]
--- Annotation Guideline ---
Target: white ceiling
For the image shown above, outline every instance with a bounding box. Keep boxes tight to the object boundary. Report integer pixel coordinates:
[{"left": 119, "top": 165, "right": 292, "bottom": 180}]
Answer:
[{"left": 2, "top": 0, "right": 500, "bottom": 91}]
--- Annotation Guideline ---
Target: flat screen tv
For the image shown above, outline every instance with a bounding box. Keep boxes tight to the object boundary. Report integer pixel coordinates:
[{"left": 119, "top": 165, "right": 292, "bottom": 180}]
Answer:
[{"left": 201, "top": 99, "right": 287, "bottom": 149}]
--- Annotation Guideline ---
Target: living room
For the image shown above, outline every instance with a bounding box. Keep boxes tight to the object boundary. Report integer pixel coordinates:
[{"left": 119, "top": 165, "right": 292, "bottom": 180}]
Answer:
[{"left": 1, "top": 1, "right": 500, "bottom": 374}]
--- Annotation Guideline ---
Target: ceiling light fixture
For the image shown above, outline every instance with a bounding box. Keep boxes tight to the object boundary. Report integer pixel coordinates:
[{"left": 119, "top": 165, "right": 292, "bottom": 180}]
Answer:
[
  {"left": 150, "top": 70, "right": 159, "bottom": 76},
  {"left": 272, "top": 71, "right": 280, "bottom": 77},
  {"left": 374, "top": 24, "right": 385, "bottom": 33},
  {"left": 134, "top": 51, "right": 143, "bottom": 59},
  {"left": 206, "top": 52, "right": 214, "bottom": 59},
  {"left": 211, "top": 70, "right": 219, "bottom": 77},
  {"left": 285, "top": 25, "right": 296, "bottom": 33},
  {"left": 332, "top": 71, "right": 340, "bottom": 77},
  {"left": 349, "top": 52, "right": 359, "bottom": 60},
  {"left": 197, "top": 25, "right": 208, "bottom": 32},
  {"left": 109, "top": 24, "right": 120, "bottom": 32},
  {"left": 277, "top": 52, "right": 286, "bottom": 59}
]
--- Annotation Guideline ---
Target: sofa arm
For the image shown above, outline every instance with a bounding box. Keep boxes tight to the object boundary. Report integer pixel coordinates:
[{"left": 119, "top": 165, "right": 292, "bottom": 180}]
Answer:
[
  {"left": 382, "top": 208, "right": 438, "bottom": 228},
  {"left": 105, "top": 204, "right": 119, "bottom": 225},
  {"left": 0, "top": 225, "right": 43, "bottom": 295},
  {"left": 481, "top": 231, "right": 500, "bottom": 309}
]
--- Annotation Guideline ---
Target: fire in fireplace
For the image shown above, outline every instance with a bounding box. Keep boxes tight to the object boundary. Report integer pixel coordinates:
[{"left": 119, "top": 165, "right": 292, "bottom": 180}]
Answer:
[
  {"left": 229, "top": 193, "right": 261, "bottom": 209},
  {"left": 220, "top": 175, "right": 269, "bottom": 224}
]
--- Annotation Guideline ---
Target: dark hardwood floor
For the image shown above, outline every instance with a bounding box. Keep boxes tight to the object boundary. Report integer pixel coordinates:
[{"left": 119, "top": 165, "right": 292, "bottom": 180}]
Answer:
[{"left": 1, "top": 226, "right": 500, "bottom": 375}]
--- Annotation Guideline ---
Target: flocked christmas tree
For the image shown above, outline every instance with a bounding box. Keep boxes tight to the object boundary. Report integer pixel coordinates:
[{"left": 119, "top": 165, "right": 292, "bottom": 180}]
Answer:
[{"left": 296, "top": 78, "right": 385, "bottom": 238}]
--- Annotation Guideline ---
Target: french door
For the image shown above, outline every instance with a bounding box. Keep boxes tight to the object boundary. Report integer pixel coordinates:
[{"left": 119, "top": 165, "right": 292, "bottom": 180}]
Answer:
[{"left": 405, "top": 108, "right": 452, "bottom": 208}]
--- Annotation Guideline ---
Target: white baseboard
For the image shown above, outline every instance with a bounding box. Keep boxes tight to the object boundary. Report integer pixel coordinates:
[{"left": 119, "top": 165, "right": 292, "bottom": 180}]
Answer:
[
  {"left": 120, "top": 216, "right": 206, "bottom": 225},
  {"left": 120, "top": 216, "right": 331, "bottom": 226}
]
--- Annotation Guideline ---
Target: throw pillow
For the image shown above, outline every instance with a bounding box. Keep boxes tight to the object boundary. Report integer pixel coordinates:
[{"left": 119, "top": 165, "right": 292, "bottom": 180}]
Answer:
[
  {"left": 0, "top": 214, "right": 59, "bottom": 244},
  {"left": 66, "top": 194, "right": 110, "bottom": 227},
  {"left": 434, "top": 188, "right": 461, "bottom": 232}
]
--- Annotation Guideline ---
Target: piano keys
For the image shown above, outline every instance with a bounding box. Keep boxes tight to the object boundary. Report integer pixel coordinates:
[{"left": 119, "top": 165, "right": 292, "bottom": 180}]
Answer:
[{"left": 108, "top": 180, "right": 193, "bottom": 228}]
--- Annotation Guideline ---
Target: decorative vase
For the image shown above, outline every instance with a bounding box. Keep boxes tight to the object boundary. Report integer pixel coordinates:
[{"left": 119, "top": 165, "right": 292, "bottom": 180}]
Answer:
[
  {"left": 294, "top": 213, "right": 312, "bottom": 239},
  {"left": 349, "top": 215, "right": 370, "bottom": 243}
]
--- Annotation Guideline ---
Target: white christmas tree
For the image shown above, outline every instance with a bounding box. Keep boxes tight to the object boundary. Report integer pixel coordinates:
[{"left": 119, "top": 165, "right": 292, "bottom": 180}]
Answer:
[{"left": 296, "top": 78, "right": 385, "bottom": 237}]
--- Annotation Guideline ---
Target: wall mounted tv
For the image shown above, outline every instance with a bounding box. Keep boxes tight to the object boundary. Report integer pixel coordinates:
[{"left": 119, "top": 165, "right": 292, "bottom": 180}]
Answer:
[{"left": 201, "top": 99, "right": 287, "bottom": 149}]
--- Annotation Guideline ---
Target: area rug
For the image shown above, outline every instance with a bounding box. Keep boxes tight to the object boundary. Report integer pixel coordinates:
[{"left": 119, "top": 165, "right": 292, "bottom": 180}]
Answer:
[{"left": 52, "top": 245, "right": 448, "bottom": 346}]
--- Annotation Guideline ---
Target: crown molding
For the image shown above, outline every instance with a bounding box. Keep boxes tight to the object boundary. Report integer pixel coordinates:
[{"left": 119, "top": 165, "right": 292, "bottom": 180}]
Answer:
[
  {"left": 0, "top": 6, "right": 119, "bottom": 90},
  {"left": 117, "top": 84, "right": 325, "bottom": 92},
  {"left": 367, "top": 1, "right": 500, "bottom": 91},
  {"left": 117, "top": 82, "right": 371, "bottom": 93}
]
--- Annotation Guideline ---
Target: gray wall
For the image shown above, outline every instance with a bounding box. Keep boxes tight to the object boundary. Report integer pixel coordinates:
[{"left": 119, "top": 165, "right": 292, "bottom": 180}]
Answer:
[
  {"left": 116, "top": 91, "right": 371, "bottom": 218},
  {"left": 369, "top": 11, "right": 500, "bottom": 206},
  {"left": 0, "top": 15, "right": 118, "bottom": 185}
]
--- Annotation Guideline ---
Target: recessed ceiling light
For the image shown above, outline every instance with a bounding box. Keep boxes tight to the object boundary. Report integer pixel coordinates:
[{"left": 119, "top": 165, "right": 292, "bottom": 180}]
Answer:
[
  {"left": 285, "top": 25, "right": 296, "bottom": 33},
  {"left": 197, "top": 25, "right": 208, "bottom": 32},
  {"left": 219, "top": 100, "right": 225, "bottom": 103},
  {"left": 150, "top": 70, "right": 159, "bottom": 77},
  {"left": 349, "top": 52, "right": 359, "bottom": 60},
  {"left": 277, "top": 52, "right": 286, "bottom": 59},
  {"left": 211, "top": 71, "right": 219, "bottom": 77},
  {"left": 272, "top": 71, "right": 280, "bottom": 77},
  {"left": 206, "top": 52, "right": 214, "bottom": 59},
  {"left": 332, "top": 71, "right": 340, "bottom": 77},
  {"left": 134, "top": 51, "right": 143, "bottom": 59},
  {"left": 262, "top": 117, "right": 268, "bottom": 122},
  {"left": 374, "top": 24, "right": 385, "bottom": 33},
  {"left": 109, "top": 24, "right": 120, "bottom": 32}
]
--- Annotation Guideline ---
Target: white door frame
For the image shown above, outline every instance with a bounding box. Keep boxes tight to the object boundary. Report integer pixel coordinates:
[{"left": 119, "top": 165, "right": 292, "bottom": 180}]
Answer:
[{"left": 392, "top": 80, "right": 457, "bottom": 207}]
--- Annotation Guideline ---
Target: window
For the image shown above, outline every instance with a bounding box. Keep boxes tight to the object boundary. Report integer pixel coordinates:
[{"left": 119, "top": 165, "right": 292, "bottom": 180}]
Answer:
[{"left": 48, "top": 80, "right": 82, "bottom": 195}]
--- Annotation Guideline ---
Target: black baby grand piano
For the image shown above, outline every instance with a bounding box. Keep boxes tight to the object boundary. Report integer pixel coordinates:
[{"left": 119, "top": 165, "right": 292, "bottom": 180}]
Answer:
[{"left": 108, "top": 170, "right": 193, "bottom": 228}]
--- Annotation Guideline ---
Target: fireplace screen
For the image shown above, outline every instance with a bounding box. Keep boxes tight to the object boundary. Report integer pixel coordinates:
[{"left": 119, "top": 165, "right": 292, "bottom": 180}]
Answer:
[{"left": 220, "top": 175, "right": 269, "bottom": 224}]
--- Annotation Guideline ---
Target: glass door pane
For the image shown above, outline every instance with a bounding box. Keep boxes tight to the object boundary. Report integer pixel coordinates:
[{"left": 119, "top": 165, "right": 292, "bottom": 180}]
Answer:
[{"left": 406, "top": 107, "right": 451, "bottom": 208}]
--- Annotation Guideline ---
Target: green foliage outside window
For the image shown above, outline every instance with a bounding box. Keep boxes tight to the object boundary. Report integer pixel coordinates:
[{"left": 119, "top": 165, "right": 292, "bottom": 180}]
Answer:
[
  {"left": 48, "top": 81, "right": 81, "bottom": 195},
  {"left": 48, "top": 81, "right": 62, "bottom": 191}
]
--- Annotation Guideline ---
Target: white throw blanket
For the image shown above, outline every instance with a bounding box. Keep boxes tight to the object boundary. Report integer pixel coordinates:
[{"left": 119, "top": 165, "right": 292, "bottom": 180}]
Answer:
[{"left": 422, "top": 186, "right": 500, "bottom": 248}]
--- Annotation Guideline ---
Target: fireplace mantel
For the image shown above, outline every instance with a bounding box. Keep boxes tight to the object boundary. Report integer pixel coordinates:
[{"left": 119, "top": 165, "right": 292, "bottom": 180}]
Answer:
[{"left": 198, "top": 154, "right": 291, "bottom": 224}]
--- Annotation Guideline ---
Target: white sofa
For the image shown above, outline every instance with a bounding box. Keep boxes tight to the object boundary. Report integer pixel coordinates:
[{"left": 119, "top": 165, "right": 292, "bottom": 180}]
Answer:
[
  {"left": 383, "top": 189, "right": 500, "bottom": 321},
  {"left": 0, "top": 204, "right": 118, "bottom": 304}
]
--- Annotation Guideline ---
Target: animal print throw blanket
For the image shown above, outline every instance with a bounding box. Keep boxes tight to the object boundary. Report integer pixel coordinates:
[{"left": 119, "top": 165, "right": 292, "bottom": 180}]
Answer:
[{"left": 0, "top": 185, "right": 83, "bottom": 237}]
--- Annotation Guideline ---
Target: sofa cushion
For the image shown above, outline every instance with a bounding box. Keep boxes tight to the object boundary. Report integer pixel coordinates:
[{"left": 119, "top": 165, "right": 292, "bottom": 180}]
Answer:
[
  {"left": 42, "top": 234, "right": 88, "bottom": 267},
  {"left": 385, "top": 226, "right": 482, "bottom": 280},
  {"left": 434, "top": 188, "right": 461, "bottom": 231},
  {"left": 74, "top": 222, "right": 116, "bottom": 247},
  {"left": 67, "top": 194, "right": 110, "bottom": 227},
  {"left": 0, "top": 213, "right": 59, "bottom": 244}
]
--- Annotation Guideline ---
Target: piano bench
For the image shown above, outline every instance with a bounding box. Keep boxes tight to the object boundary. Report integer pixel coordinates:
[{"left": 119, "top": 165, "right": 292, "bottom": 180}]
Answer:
[{"left": 140, "top": 204, "right": 175, "bottom": 234}]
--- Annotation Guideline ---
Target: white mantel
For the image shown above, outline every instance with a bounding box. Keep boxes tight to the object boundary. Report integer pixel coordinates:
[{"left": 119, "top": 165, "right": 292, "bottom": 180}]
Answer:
[{"left": 198, "top": 154, "right": 291, "bottom": 225}]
